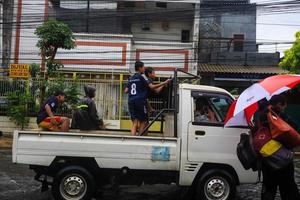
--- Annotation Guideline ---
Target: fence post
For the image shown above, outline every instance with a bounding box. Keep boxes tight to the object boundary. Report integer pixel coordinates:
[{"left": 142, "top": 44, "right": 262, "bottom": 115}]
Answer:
[
  {"left": 25, "top": 78, "right": 30, "bottom": 120},
  {"left": 119, "top": 74, "right": 123, "bottom": 122}
]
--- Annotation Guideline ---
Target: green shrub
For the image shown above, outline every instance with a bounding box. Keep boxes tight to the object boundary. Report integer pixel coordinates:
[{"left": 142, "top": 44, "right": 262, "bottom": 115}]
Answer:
[
  {"left": 29, "top": 63, "right": 40, "bottom": 78},
  {"left": 7, "top": 91, "right": 33, "bottom": 129}
]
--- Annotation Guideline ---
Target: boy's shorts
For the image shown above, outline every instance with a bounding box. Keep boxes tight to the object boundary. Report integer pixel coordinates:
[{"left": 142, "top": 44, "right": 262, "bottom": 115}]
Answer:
[
  {"left": 38, "top": 116, "right": 62, "bottom": 131},
  {"left": 128, "top": 100, "right": 147, "bottom": 121}
]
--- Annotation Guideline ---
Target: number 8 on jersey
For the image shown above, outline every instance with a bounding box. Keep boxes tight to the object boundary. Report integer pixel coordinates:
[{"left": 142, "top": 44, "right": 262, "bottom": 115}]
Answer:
[{"left": 130, "top": 83, "right": 137, "bottom": 95}]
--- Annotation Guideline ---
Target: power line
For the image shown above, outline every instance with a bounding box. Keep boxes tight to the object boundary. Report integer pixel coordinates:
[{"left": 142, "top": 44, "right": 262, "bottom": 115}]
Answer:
[
  {"left": 2, "top": 0, "right": 300, "bottom": 24},
  {"left": 1, "top": 0, "right": 298, "bottom": 59}
]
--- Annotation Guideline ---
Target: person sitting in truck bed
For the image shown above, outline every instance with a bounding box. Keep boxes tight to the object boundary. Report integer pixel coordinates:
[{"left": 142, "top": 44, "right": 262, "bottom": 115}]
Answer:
[
  {"left": 125, "top": 61, "right": 171, "bottom": 136},
  {"left": 37, "top": 91, "right": 70, "bottom": 132},
  {"left": 71, "top": 85, "right": 105, "bottom": 130}
]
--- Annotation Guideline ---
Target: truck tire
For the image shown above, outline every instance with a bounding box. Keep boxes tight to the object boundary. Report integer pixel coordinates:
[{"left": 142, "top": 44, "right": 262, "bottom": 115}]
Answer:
[
  {"left": 52, "top": 165, "right": 95, "bottom": 200},
  {"left": 195, "top": 169, "right": 236, "bottom": 200}
]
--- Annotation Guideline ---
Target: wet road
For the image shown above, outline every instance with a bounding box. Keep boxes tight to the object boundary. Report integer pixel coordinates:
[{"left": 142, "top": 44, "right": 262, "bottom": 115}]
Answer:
[{"left": 1, "top": 148, "right": 300, "bottom": 200}]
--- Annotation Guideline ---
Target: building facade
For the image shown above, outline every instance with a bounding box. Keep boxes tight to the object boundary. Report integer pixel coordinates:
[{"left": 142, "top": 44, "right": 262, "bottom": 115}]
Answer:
[
  {"left": 198, "top": 0, "right": 282, "bottom": 91},
  {"left": 10, "top": 0, "right": 200, "bottom": 76},
  {"left": 199, "top": 0, "right": 257, "bottom": 60}
]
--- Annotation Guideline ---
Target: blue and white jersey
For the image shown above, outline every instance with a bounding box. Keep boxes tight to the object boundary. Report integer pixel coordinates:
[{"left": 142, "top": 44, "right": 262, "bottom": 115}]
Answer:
[{"left": 128, "top": 73, "right": 150, "bottom": 101}]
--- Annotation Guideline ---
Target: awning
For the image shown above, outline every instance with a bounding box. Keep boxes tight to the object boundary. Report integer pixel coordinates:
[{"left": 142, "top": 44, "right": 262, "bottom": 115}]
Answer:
[{"left": 199, "top": 64, "right": 286, "bottom": 74}]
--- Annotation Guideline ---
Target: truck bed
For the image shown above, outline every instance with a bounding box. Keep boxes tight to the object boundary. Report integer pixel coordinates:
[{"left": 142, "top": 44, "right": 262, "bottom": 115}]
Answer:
[{"left": 12, "top": 130, "right": 180, "bottom": 171}]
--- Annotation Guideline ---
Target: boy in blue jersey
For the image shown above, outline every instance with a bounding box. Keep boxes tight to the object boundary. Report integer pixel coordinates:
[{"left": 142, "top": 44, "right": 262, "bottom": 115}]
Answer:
[
  {"left": 37, "top": 91, "right": 70, "bottom": 132},
  {"left": 126, "top": 61, "right": 170, "bottom": 135}
]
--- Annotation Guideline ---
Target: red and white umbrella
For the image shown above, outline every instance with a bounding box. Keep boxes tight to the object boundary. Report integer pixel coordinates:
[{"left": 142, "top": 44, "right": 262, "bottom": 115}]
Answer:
[{"left": 224, "top": 74, "right": 300, "bottom": 127}]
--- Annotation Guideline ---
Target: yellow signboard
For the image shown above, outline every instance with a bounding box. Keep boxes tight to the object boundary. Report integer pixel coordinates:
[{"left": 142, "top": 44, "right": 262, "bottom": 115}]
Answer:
[{"left": 9, "top": 64, "right": 30, "bottom": 78}]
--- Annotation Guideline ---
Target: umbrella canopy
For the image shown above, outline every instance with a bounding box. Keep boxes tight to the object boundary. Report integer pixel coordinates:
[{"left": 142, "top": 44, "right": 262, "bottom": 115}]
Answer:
[{"left": 225, "top": 74, "right": 300, "bottom": 127}]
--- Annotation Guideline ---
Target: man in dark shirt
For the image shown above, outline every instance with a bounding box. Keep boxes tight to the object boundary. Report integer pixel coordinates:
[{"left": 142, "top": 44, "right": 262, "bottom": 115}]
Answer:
[
  {"left": 71, "top": 85, "right": 104, "bottom": 130},
  {"left": 126, "top": 61, "right": 170, "bottom": 135},
  {"left": 37, "top": 91, "right": 70, "bottom": 132},
  {"left": 258, "top": 95, "right": 300, "bottom": 200},
  {"left": 270, "top": 95, "right": 298, "bottom": 131},
  {"left": 145, "top": 67, "right": 162, "bottom": 113},
  {"left": 145, "top": 67, "right": 165, "bottom": 94}
]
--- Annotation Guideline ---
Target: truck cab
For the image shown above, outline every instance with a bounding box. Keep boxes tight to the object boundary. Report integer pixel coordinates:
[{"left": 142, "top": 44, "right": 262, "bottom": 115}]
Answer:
[
  {"left": 12, "top": 81, "right": 257, "bottom": 200},
  {"left": 177, "top": 84, "right": 256, "bottom": 190}
]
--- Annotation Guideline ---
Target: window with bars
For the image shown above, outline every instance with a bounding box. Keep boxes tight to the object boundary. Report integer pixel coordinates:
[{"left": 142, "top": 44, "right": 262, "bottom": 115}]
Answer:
[
  {"left": 233, "top": 34, "right": 245, "bottom": 52},
  {"left": 156, "top": 2, "right": 167, "bottom": 8},
  {"left": 181, "top": 30, "right": 190, "bottom": 43}
]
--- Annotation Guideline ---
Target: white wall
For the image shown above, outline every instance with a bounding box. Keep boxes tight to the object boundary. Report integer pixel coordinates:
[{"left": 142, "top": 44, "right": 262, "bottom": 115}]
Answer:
[
  {"left": 59, "top": 1, "right": 118, "bottom": 9},
  {"left": 132, "top": 21, "right": 193, "bottom": 42},
  {"left": 11, "top": 0, "right": 46, "bottom": 66},
  {"left": 55, "top": 34, "right": 133, "bottom": 73},
  {"left": 133, "top": 41, "right": 195, "bottom": 75},
  {"left": 130, "top": 2, "right": 194, "bottom": 42}
]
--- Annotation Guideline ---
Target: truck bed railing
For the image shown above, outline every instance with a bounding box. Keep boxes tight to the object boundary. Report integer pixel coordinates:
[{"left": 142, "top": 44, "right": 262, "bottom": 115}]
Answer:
[
  {"left": 140, "top": 69, "right": 200, "bottom": 137},
  {"left": 139, "top": 108, "right": 175, "bottom": 136}
]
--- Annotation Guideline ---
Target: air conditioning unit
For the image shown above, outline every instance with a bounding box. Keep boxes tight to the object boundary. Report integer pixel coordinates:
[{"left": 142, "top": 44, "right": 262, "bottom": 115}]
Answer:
[
  {"left": 141, "top": 21, "right": 150, "bottom": 31},
  {"left": 135, "top": 2, "right": 145, "bottom": 8},
  {"left": 161, "top": 21, "right": 169, "bottom": 31}
]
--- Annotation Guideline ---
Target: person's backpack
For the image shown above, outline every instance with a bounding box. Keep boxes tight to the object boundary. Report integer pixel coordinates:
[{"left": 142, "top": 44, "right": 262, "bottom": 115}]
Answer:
[{"left": 237, "top": 132, "right": 258, "bottom": 171}]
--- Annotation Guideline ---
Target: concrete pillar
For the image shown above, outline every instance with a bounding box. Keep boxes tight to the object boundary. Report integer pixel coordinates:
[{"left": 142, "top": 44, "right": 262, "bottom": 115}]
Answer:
[
  {"left": 0, "top": 0, "right": 2, "bottom": 67},
  {"left": 2, "top": 0, "right": 14, "bottom": 71},
  {"left": 192, "top": 3, "right": 200, "bottom": 75}
]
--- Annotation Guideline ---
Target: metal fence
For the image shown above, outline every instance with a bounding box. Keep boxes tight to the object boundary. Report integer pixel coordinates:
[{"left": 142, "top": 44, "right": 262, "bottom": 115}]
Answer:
[{"left": 0, "top": 77, "right": 165, "bottom": 120}]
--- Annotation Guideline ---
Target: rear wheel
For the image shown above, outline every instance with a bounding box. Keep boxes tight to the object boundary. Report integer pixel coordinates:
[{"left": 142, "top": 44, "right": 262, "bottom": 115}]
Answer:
[
  {"left": 52, "top": 166, "right": 95, "bottom": 200},
  {"left": 196, "top": 169, "right": 236, "bottom": 200}
]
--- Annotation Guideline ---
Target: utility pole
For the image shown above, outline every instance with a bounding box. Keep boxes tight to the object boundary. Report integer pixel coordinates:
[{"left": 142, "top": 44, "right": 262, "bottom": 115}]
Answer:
[
  {"left": 86, "top": 0, "right": 90, "bottom": 33},
  {"left": 0, "top": 0, "right": 2, "bottom": 67},
  {"left": 2, "top": 0, "right": 14, "bottom": 72},
  {"left": 194, "top": 2, "right": 200, "bottom": 76}
]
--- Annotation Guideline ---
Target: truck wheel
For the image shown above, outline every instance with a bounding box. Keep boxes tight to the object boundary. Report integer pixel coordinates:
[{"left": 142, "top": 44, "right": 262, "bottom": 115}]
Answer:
[
  {"left": 52, "top": 166, "right": 95, "bottom": 200},
  {"left": 196, "top": 169, "right": 236, "bottom": 200}
]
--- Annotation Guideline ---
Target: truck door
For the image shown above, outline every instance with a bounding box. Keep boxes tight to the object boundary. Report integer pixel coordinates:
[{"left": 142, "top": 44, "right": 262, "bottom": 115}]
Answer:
[{"left": 187, "top": 92, "right": 248, "bottom": 165}]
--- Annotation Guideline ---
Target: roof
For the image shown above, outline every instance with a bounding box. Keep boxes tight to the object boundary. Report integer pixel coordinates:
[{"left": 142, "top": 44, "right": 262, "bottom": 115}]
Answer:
[
  {"left": 180, "top": 83, "right": 232, "bottom": 97},
  {"left": 199, "top": 64, "right": 286, "bottom": 74},
  {"left": 201, "top": 1, "right": 256, "bottom": 7}
]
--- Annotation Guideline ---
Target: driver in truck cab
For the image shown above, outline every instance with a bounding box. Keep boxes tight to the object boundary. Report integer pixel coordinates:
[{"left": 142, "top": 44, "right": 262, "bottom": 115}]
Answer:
[
  {"left": 36, "top": 91, "right": 70, "bottom": 132},
  {"left": 125, "top": 60, "right": 170, "bottom": 136}
]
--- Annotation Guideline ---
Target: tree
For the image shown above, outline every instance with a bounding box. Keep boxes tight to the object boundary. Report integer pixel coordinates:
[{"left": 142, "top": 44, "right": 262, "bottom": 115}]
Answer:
[
  {"left": 35, "top": 19, "right": 76, "bottom": 104},
  {"left": 35, "top": 19, "right": 76, "bottom": 75},
  {"left": 279, "top": 31, "right": 300, "bottom": 74},
  {"left": 29, "top": 63, "right": 40, "bottom": 78}
]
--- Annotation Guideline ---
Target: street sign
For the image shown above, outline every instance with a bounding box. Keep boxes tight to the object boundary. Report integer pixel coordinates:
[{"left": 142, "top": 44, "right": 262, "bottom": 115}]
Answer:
[{"left": 9, "top": 64, "right": 30, "bottom": 78}]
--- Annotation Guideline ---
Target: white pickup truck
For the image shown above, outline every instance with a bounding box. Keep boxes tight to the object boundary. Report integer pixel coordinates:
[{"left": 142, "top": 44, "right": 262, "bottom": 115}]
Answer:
[{"left": 12, "top": 75, "right": 257, "bottom": 200}]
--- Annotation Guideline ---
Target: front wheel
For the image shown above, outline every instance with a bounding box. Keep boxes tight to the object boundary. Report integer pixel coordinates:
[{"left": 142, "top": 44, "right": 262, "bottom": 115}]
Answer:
[
  {"left": 52, "top": 166, "right": 95, "bottom": 200},
  {"left": 196, "top": 169, "right": 236, "bottom": 200}
]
